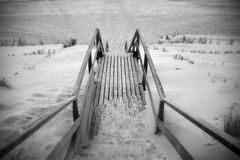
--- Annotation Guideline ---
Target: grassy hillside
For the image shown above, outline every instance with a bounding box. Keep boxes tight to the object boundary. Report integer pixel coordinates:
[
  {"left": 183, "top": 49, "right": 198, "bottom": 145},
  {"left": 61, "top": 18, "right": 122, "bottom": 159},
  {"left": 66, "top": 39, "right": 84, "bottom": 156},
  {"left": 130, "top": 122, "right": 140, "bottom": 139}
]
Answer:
[{"left": 0, "top": 0, "right": 240, "bottom": 45}]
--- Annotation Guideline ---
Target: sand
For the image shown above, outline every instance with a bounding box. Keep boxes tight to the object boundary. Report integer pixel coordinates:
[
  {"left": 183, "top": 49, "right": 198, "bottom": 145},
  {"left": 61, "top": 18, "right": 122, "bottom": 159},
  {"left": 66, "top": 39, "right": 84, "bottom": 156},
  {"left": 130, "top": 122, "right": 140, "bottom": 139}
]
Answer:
[
  {"left": 73, "top": 100, "right": 180, "bottom": 160},
  {"left": 147, "top": 42, "right": 240, "bottom": 159},
  {"left": 0, "top": 44, "right": 88, "bottom": 159},
  {"left": 1, "top": 39, "right": 240, "bottom": 159}
]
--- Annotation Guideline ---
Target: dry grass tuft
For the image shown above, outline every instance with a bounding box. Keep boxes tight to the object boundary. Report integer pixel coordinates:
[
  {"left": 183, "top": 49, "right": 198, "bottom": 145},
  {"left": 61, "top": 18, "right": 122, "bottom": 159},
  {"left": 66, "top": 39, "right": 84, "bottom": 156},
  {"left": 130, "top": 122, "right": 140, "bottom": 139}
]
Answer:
[
  {"left": 224, "top": 103, "right": 240, "bottom": 137},
  {"left": 63, "top": 38, "right": 77, "bottom": 48},
  {"left": 0, "top": 78, "right": 11, "bottom": 89}
]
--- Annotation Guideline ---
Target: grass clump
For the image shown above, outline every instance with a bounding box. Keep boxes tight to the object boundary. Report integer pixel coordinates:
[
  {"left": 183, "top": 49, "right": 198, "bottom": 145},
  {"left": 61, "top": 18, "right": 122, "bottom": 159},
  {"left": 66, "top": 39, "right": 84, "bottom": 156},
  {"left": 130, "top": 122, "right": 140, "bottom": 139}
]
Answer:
[
  {"left": 0, "top": 78, "right": 11, "bottom": 89},
  {"left": 224, "top": 103, "right": 240, "bottom": 137},
  {"left": 63, "top": 38, "right": 77, "bottom": 48}
]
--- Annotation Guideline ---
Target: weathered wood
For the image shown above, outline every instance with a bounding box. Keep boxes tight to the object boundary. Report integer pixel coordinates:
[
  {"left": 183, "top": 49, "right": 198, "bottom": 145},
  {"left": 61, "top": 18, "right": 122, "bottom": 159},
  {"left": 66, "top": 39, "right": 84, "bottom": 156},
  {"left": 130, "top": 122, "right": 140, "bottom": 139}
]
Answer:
[
  {"left": 164, "top": 98, "right": 240, "bottom": 156},
  {"left": 99, "top": 55, "right": 108, "bottom": 105},
  {"left": 114, "top": 56, "right": 118, "bottom": 99},
  {"left": 128, "top": 30, "right": 138, "bottom": 53},
  {"left": 48, "top": 56, "right": 98, "bottom": 160},
  {"left": 142, "top": 54, "right": 148, "bottom": 90},
  {"left": 137, "top": 30, "right": 166, "bottom": 99},
  {"left": 133, "top": 58, "right": 146, "bottom": 106},
  {"left": 121, "top": 56, "right": 127, "bottom": 102},
  {"left": 118, "top": 55, "right": 123, "bottom": 99},
  {"left": 105, "top": 41, "right": 109, "bottom": 52},
  {"left": 125, "top": 41, "right": 128, "bottom": 52},
  {"left": 87, "top": 58, "right": 102, "bottom": 136},
  {"left": 96, "top": 30, "right": 105, "bottom": 53},
  {"left": 89, "top": 57, "right": 105, "bottom": 140},
  {"left": 95, "top": 106, "right": 103, "bottom": 136},
  {"left": 155, "top": 100, "right": 164, "bottom": 133},
  {"left": 130, "top": 55, "right": 141, "bottom": 103},
  {"left": 0, "top": 97, "right": 76, "bottom": 159},
  {"left": 104, "top": 55, "right": 111, "bottom": 102},
  {"left": 76, "top": 72, "right": 96, "bottom": 153},
  {"left": 127, "top": 55, "right": 136, "bottom": 98},
  {"left": 88, "top": 52, "right": 92, "bottom": 73},
  {"left": 109, "top": 56, "right": 114, "bottom": 100},
  {"left": 72, "top": 100, "right": 79, "bottom": 121},
  {"left": 128, "top": 29, "right": 240, "bottom": 158},
  {"left": 74, "top": 29, "right": 99, "bottom": 95},
  {"left": 124, "top": 55, "right": 131, "bottom": 101}
]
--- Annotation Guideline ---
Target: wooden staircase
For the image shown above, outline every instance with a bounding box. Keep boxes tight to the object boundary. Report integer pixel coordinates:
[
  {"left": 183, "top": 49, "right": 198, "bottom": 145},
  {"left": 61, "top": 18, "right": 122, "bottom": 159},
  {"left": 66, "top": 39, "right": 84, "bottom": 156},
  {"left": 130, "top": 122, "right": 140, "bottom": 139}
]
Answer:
[{"left": 1, "top": 28, "right": 240, "bottom": 160}]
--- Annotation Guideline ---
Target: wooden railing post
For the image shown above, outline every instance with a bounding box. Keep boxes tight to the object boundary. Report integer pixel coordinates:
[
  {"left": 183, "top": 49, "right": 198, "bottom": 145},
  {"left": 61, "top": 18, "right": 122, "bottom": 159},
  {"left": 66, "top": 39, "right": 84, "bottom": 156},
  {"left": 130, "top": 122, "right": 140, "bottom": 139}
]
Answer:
[
  {"left": 105, "top": 41, "right": 109, "bottom": 52},
  {"left": 142, "top": 54, "right": 148, "bottom": 90},
  {"left": 72, "top": 100, "right": 79, "bottom": 121},
  {"left": 133, "top": 37, "right": 139, "bottom": 58},
  {"left": 125, "top": 41, "right": 128, "bottom": 52},
  {"left": 155, "top": 100, "right": 164, "bottom": 133},
  {"left": 88, "top": 53, "right": 92, "bottom": 73}
]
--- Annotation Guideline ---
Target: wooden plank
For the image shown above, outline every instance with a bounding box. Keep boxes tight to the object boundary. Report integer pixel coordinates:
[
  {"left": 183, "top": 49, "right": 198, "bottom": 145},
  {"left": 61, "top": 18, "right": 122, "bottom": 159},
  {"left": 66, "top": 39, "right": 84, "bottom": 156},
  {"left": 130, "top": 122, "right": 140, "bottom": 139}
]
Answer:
[
  {"left": 94, "top": 106, "right": 103, "bottom": 136},
  {"left": 87, "top": 57, "right": 102, "bottom": 135},
  {"left": 99, "top": 55, "right": 108, "bottom": 105},
  {"left": 89, "top": 57, "right": 105, "bottom": 139},
  {"left": 104, "top": 55, "right": 111, "bottom": 102},
  {"left": 77, "top": 74, "right": 96, "bottom": 144},
  {"left": 76, "top": 74, "right": 96, "bottom": 152},
  {"left": 118, "top": 55, "right": 123, "bottom": 99},
  {"left": 0, "top": 97, "right": 76, "bottom": 159},
  {"left": 133, "top": 58, "right": 146, "bottom": 106},
  {"left": 86, "top": 57, "right": 103, "bottom": 136},
  {"left": 164, "top": 98, "right": 240, "bottom": 156},
  {"left": 109, "top": 55, "right": 114, "bottom": 100},
  {"left": 124, "top": 55, "right": 131, "bottom": 101},
  {"left": 121, "top": 56, "right": 127, "bottom": 102},
  {"left": 72, "top": 100, "right": 79, "bottom": 121},
  {"left": 114, "top": 55, "right": 118, "bottom": 99},
  {"left": 127, "top": 55, "right": 136, "bottom": 98},
  {"left": 129, "top": 55, "right": 141, "bottom": 102}
]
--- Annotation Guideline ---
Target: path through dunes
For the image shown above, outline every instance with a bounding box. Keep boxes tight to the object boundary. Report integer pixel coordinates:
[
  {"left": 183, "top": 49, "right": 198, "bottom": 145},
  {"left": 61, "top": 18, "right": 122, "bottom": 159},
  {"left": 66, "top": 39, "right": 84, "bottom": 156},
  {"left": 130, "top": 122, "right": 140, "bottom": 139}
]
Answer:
[
  {"left": 0, "top": 0, "right": 240, "bottom": 44},
  {"left": 73, "top": 101, "right": 178, "bottom": 160}
]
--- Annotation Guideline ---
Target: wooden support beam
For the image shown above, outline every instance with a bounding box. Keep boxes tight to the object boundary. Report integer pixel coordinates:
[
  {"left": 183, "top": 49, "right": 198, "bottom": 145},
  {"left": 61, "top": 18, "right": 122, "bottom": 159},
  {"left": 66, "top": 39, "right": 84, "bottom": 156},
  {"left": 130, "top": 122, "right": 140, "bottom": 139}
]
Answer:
[
  {"left": 155, "top": 100, "right": 164, "bottom": 133},
  {"left": 72, "top": 100, "right": 79, "bottom": 121},
  {"left": 142, "top": 54, "right": 148, "bottom": 90}
]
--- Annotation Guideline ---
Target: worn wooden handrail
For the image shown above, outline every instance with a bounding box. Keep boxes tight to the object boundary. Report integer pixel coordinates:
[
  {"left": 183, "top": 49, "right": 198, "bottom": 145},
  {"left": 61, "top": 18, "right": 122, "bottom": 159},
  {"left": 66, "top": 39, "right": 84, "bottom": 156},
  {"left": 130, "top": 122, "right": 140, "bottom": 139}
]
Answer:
[
  {"left": 128, "top": 29, "right": 240, "bottom": 159},
  {"left": 0, "top": 28, "right": 105, "bottom": 159},
  {"left": 74, "top": 28, "right": 104, "bottom": 96},
  {"left": 47, "top": 28, "right": 104, "bottom": 160},
  {"left": 0, "top": 97, "right": 76, "bottom": 159}
]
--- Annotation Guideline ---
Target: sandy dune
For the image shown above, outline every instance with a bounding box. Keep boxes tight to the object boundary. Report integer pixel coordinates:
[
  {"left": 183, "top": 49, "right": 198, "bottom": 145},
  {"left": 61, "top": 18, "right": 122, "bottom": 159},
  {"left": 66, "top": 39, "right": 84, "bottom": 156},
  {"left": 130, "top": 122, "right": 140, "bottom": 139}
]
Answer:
[{"left": 0, "top": 0, "right": 240, "bottom": 44}]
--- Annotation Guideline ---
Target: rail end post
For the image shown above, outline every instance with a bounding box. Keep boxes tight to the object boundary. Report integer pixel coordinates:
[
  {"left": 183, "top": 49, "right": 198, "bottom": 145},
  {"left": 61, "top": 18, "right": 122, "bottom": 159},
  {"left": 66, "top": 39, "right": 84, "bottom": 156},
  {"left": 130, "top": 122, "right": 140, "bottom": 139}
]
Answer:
[
  {"left": 155, "top": 100, "right": 165, "bottom": 134},
  {"left": 72, "top": 100, "right": 79, "bottom": 121}
]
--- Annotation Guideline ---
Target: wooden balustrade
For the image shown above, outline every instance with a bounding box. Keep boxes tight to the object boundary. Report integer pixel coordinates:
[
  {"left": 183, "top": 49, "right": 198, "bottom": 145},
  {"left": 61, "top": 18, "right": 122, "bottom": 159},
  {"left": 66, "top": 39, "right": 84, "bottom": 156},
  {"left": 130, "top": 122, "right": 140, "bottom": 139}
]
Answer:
[
  {"left": 128, "top": 29, "right": 240, "bottom": 159},
  {"left": 0, "top": 28, "right": 105, "bottom": 159}
]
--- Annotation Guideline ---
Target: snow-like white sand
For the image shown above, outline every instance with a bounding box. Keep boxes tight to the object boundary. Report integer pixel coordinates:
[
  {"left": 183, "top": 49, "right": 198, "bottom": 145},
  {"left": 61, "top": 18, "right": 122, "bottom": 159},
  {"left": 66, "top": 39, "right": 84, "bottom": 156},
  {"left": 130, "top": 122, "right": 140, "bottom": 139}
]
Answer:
[
  {"left": 0, "top": 44, "right": 88, "bottom": 159},
  {"left": 0, "top": 42, "right": 240, "bottom": 159},
  {"left": 147, "top": 43, "right": 240, "bottom": 159}
]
